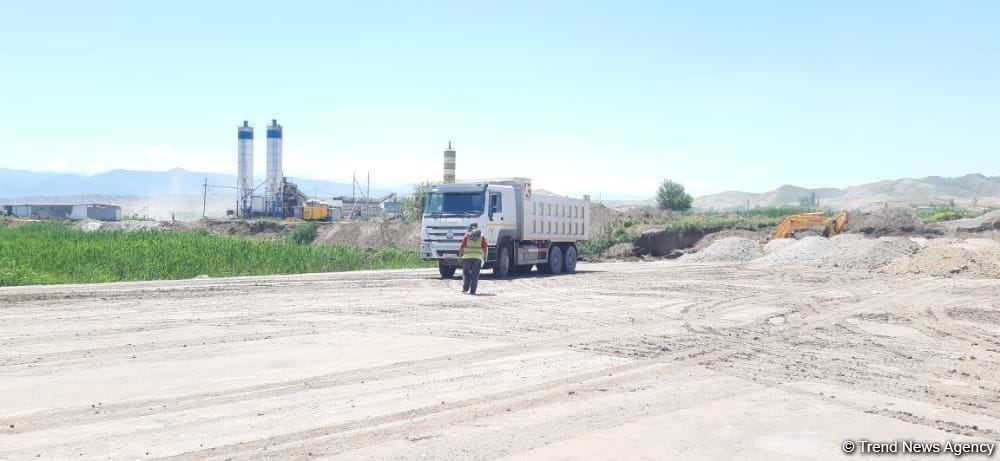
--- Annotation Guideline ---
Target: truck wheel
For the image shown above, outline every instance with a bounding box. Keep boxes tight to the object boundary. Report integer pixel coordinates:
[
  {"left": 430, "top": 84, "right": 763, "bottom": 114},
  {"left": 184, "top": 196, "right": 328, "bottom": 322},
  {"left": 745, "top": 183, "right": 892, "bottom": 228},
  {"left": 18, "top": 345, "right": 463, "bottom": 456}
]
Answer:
[
  {"left": 493, "top": 243, "right": 512, "bottom": 278},
  {"left": 540, "top": 245, "right": 563, "bottom": 275},
  {"left": 438, "top": 261, "right": 456, "bottom": 279},
  {"left": 563, "top": 245, "right": 578, "bottom": 273}
]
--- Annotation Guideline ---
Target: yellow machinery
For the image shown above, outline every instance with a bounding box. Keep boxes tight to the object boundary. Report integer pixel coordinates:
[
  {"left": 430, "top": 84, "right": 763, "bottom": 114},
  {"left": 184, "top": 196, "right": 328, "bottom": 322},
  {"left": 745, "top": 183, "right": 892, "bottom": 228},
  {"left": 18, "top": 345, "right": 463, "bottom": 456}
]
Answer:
[
  {"left": 303, "top": 205, "right": 330, "bottom": 222},
  {"left": 770, "top": 211, "right": 849, "bottom": 240}
]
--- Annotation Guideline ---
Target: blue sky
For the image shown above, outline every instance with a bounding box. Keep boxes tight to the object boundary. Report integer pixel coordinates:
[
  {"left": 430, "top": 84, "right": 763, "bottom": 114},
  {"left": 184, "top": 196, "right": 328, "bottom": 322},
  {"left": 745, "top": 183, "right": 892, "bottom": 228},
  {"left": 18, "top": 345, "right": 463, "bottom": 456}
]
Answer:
[{"left": 1, "top": 1, "right": 998, "bottom": 198}]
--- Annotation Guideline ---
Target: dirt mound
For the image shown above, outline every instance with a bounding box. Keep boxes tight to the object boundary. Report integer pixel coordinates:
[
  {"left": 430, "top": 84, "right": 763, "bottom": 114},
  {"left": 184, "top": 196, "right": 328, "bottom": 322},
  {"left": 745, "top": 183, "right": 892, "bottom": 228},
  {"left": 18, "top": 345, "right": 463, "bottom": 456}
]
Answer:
[
  {"left": 314, "top": 221, "right": 421, "bottom": 249},
  {"left": 589, "top": 203, "right": 624, "bottom": 238},
  {"left": 940, "top": 210, "right": 1000, "bottom": 233},
  {"left": 753, "top": 234, "right": 919, "bottom": 270},
  {"left": 847, "top": 207, "right": 938, "bottom": 236},
  {"left": 634, "top": 226, "right": 716, "bottom": 257},
  {"left": 600, "top": 242, "right": 638, "bottom": 260},
  {"left": 679, "top": 237, "right": 763, "bottom": 263},
  {"left": 201, "top": 219, "right": 296, "bottom": 239},
  {"left": 889, "top": 238, "right": 1000, "bottom": 278}
]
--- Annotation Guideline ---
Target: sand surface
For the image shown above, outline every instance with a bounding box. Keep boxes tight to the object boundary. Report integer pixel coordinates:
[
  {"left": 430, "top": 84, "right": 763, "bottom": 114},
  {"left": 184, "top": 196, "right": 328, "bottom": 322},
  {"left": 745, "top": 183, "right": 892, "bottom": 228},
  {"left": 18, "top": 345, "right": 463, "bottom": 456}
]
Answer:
[{"left": 2, "top": 262, "right": 999, "bottom": 459}]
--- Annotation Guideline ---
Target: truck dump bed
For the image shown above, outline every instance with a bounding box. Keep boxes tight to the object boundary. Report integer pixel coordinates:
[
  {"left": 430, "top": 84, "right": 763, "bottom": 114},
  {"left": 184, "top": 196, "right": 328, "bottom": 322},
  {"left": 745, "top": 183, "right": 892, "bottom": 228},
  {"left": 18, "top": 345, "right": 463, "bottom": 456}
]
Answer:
[{"left": 520, "top": 193, "right": 590, "bottom": 242}]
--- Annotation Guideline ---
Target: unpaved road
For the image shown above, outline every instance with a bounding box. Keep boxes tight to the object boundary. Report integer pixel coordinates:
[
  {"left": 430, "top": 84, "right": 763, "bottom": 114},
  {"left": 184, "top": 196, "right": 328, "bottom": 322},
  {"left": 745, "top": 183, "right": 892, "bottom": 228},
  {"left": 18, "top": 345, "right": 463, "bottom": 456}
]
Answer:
[{"left": 2, "top": 262, "right": 999, "bottom": 460}]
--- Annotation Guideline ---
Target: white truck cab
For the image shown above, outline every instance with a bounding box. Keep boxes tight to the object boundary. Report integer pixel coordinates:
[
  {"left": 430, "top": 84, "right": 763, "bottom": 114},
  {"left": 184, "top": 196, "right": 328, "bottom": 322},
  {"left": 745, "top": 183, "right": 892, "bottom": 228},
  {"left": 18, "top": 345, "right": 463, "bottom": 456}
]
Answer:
[{"left": 420, "top": 178, "right": 590, "bottom": 278}]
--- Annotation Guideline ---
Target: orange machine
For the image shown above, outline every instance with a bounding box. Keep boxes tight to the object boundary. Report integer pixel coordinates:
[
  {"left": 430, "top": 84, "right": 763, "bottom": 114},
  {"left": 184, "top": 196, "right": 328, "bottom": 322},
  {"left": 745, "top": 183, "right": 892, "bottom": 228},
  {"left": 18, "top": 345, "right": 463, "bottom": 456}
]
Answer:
[{"left": 770, "top": 211, "right": 849, "bottom": 240}]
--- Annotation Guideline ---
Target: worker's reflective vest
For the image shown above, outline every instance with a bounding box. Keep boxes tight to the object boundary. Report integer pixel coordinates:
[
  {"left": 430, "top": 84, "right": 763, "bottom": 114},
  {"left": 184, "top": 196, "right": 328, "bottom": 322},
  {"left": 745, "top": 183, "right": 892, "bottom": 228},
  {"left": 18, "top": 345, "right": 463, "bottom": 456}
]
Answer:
[{"left": 463, "top": 234, "right": 484, "bottom": 260}]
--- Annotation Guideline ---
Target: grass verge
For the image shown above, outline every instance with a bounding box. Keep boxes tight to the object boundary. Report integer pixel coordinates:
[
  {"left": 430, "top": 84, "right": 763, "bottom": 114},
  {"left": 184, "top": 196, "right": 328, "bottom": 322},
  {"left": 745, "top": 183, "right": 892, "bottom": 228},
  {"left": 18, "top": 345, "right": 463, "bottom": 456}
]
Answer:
[
  {"left": 0, "top": 222, "right": 432, "bottom": 287},
  {"left": 916, "top": 208, "right": 990, "bottom": 223}
]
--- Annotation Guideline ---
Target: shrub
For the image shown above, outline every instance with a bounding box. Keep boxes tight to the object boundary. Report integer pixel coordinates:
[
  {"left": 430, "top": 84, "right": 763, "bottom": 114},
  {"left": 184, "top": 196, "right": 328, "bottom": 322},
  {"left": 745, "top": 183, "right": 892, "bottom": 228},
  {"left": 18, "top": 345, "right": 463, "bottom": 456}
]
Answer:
[
  {"left": 287, "top": 222, "right": 320, "bottom": 245},
  {"left": 655, "top": 179, "right": 693, "bottom": 211}
]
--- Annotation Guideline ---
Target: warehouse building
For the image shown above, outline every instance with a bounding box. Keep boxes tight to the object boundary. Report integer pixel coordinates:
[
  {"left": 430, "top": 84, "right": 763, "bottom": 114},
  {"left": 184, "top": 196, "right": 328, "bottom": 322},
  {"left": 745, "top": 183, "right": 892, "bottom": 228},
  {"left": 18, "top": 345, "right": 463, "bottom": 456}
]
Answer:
[
  {"left": 8, "top": 204, "right": 121, "bottom": 221},
  {"left": 11, "top": 204, "right": 74, "bottom": 219},
  {"left": 71, "top": 204, "right": 122, "bottom": 221}
]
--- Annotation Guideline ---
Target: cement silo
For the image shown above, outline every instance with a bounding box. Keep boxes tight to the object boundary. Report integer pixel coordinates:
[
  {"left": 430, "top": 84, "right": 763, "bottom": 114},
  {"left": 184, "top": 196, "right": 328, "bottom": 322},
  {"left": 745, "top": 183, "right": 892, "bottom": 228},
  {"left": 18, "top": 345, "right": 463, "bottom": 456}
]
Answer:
[
  {"left": 443, "top": 142, "right": 456, "bottom": 183},
  {"left": 237, "top": 121, "right": 254, "bottom": 216},
  {"left": 266, "top": 119, "right": 283, "bottom": 212}
]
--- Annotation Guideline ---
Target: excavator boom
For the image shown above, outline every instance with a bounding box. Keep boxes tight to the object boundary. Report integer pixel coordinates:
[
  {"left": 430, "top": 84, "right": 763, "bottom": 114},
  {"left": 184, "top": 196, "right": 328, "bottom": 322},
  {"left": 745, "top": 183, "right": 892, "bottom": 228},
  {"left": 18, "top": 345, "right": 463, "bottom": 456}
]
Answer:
[{"left": 770, "top": 211, "right": 849, "bottom": 240}]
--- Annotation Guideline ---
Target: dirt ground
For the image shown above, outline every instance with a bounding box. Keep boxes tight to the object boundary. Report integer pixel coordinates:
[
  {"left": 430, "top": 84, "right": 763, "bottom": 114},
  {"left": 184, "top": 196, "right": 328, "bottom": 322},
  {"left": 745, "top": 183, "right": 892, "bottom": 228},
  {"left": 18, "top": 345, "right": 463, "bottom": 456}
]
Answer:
[{"left": 2, "top": 262, "right": 999, "bottom": 460}]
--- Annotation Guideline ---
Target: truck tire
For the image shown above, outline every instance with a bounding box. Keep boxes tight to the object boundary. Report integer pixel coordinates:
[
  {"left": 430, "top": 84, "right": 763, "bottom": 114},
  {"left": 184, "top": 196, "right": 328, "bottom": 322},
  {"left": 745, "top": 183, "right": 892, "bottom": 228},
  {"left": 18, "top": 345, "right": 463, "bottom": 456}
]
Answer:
[
  {"left": 563, "top": 245, "right": 578, "bottom": 274},
  {"left": 438, "top": 261, "right": 456, "bottom": 279},
  {"left": 540, "top": 245, "right": 563, "bottom": 275},
  {"left": 493, "top": 243, "right": 512, "bottom": 278}
]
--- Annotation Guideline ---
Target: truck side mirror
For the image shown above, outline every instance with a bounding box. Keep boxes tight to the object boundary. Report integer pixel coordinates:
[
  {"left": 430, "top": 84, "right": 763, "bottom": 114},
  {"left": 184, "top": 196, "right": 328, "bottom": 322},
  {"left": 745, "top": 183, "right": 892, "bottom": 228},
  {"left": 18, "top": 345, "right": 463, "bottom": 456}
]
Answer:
[{"left": 419, "top": 196, "right": 426, "bottom": 210}]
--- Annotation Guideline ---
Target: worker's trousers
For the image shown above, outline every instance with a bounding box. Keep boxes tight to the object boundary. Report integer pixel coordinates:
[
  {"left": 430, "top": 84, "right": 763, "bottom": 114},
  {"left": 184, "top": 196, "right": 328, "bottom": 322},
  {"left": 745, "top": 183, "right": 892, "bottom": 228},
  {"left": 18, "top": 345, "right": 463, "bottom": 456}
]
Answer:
[{"left": 462, "top": 259, "right": 482, "bottom": 294}]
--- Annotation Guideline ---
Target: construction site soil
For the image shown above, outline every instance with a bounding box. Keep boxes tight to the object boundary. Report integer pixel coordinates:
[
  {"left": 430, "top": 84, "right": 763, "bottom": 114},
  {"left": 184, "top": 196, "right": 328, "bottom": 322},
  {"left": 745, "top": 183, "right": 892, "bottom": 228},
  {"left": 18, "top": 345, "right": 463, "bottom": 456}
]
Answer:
[
  {"left": 2, "top": 261, "right": 999, "bottom": 459},
  {"left": 50, "top": 207, "right": 1000, "bottom": 267}
]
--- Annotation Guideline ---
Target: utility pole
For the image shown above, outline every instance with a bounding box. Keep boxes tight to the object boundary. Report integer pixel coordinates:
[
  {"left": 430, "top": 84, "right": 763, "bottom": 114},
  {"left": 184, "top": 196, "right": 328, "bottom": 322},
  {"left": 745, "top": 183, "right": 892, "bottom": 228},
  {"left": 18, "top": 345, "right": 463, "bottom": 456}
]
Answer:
[
  {"left": 202, "top": 177, "right": 208, "bottom": 219},
  {"left": 367, "top": 171, "right": 371, "bottom": 218}
]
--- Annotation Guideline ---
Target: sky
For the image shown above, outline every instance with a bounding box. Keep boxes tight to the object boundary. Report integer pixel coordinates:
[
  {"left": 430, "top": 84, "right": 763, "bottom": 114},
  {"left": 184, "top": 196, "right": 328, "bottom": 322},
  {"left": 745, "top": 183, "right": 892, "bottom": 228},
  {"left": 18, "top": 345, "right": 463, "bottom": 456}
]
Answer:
[{"left": 1, "top": 1, "right": 998, "bottom": 199}]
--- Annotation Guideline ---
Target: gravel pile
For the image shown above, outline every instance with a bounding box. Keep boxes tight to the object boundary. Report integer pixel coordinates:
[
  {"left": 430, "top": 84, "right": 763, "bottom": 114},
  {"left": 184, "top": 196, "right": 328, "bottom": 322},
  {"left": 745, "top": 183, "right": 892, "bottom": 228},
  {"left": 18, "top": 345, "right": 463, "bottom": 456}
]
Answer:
[
  {"left": 830, "top": 234, "right": 921, "bottom": 270},
  {"left": 679, "top": 237, "right": 763, "bottom": 262},
  {"left": 889, "top": 239, "right": 1000, "bottom": 278},
  {"left": 78, "top": 220, "right": 166, "bottom": 232},
  {"left": 754, "top": 236, "right": 836, "bottom": 267},
  {"left": 691, "top": 229, "right": 770, "bottom": 252},
  {"left": 678, "top": 230, "right": 996, "bottom": 276},
  {"left": 763, "top": 238, "right": 796, "bottom": 255}
]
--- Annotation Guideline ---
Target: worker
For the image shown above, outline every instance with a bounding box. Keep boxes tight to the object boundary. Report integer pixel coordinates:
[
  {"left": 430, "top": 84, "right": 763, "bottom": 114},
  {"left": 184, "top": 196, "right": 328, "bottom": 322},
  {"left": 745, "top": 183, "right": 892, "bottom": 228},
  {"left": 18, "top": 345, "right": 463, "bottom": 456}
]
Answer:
[{"left": 457, "top": 223, "right": 488, "bottom": 295}]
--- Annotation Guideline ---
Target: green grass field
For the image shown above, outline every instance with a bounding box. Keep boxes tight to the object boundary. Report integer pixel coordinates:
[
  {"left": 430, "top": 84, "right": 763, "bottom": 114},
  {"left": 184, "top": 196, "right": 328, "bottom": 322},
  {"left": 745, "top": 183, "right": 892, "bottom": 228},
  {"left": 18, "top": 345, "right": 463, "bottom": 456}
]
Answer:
[{"left": 0, "top": 222, "right": 431, "bottom": 287}]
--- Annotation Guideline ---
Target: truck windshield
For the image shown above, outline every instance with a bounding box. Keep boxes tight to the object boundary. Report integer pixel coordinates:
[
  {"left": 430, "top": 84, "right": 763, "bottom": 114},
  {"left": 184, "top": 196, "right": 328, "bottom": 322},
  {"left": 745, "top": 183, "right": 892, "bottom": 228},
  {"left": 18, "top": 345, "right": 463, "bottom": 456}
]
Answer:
[{"left": 424, "top": 192, "right": 485, "bottom": 216}]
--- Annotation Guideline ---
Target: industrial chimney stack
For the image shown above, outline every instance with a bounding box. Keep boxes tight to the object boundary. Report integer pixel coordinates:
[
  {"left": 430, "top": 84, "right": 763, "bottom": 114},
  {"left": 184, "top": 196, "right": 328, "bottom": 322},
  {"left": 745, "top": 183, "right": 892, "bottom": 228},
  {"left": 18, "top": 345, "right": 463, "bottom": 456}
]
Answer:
[
  {"left": 443, "top": 141, "right": 456, "bottom": 183},
  {"left": 266, "top": 119, "right": 283, "bottom": 212},
  {"left": 237, "top": 121, "right": 254, "bottom": 216}
]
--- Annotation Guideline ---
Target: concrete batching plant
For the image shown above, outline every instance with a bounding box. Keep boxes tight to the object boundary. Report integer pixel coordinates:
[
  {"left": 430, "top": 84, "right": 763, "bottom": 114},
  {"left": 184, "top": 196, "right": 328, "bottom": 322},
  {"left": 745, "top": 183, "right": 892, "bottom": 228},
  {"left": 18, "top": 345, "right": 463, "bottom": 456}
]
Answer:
[
  {"left": 266, "top": 119, "right": 283, "bottom": 214},
  {"left": 237, "top": 121, "right": 254, "bottom": 216},
  {"left": 235, "top": 118, "right": 306, "bottom": 218}
]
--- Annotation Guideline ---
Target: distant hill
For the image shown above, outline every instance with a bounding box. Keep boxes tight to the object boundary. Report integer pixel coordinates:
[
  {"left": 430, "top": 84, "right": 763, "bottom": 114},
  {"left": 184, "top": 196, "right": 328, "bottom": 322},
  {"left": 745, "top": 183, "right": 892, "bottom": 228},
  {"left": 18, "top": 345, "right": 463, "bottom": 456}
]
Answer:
[
  {"left": 0, "top": 168, "right": 392, "bottom": 199},
  {"left": 694, "top": 173, "right": 1000, "bottom": 210}
]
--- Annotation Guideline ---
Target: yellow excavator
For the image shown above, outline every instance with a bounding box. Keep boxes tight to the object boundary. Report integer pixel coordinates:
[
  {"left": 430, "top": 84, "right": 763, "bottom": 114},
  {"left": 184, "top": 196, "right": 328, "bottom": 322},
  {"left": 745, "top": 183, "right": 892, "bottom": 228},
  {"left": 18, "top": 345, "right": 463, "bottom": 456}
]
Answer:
[{"left": 770, "top": 211, "right": 849, "bottom": 240}]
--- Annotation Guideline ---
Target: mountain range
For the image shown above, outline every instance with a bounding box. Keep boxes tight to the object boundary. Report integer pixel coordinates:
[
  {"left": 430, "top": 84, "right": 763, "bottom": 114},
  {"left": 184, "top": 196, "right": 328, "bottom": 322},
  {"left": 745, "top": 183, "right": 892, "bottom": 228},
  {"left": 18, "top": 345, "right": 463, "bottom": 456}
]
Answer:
[
  {"left": 3, "top": 168, "right": 999, "bottom": 214},
  {"left": 0, "top": 168, "right": 393, "bottom": 199},
  {"left": 694, "top": 173, "right": 1000, "bottom": 210}
]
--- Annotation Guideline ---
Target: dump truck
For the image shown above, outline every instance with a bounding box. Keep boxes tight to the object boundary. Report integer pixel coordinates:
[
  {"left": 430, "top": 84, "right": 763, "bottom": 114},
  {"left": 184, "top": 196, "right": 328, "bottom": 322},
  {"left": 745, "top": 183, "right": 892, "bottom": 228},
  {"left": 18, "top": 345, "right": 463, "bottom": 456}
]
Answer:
[{"left": 420, "top": 178, "right": 590, "bottom": 278}]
